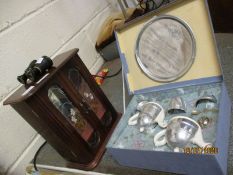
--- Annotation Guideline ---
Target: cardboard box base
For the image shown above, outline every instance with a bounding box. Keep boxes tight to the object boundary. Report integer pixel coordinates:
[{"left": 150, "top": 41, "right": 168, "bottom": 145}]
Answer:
[{"left": 107, "top": 83, "right": 231, "bottom": 175}]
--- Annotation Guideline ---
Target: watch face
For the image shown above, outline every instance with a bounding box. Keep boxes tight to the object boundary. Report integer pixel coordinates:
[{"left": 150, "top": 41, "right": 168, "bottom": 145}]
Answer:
[{"left": 135, "top": 15, "right": 196, "bottom": 82}]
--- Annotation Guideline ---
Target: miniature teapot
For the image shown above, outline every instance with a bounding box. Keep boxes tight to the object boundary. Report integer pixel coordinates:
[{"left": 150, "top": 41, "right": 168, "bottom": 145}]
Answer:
[
  {"left": 128, "top": 101, "right": 167, "bottom": 132},
  {"left": 154, "top": 116, "right": 212, "bottom": 152}
]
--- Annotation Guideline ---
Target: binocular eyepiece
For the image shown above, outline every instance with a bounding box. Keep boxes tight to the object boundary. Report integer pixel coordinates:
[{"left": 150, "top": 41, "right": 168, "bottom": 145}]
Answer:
[{"left": 17, "top": 56, "right": 53, "bottom": 85}]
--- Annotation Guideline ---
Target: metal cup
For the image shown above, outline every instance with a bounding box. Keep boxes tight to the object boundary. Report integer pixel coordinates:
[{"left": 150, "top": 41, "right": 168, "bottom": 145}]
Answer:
[
  {"left": 195, "top": 95, "right": 217, "bottom": 107},
  {"left": 168, "top": 97, "right": 186, "bottom": 114}
]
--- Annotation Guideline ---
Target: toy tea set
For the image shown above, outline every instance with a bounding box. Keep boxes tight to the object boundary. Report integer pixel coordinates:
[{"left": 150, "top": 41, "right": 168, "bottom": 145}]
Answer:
[
  {"left": 128, "top": 94, "right": 218, "bottom": 152},
  {"left": 125, "top": 14, "right": 219, "bottom": 153},
  {"left": 107, "top": 1, "right": 231, "bottom": 174}
]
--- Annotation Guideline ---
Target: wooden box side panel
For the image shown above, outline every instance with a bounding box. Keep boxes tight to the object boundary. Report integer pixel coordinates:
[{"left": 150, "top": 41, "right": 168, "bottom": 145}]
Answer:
[{"left": 12, "top": 101, "right": 80, "bottom": 162}]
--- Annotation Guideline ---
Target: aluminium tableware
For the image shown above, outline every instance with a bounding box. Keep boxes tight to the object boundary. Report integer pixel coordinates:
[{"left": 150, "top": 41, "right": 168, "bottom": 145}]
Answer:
[
  {"left": 128, "top": 101, "right": 167, "bottom": 132},
  {"left": 135, "top": 15, "right": 196, "bottom": 82},
  {"left": 168, "top": 96, "right": 186, "bottom": 114},
  {"left": 195, "top": 95, "right": 217, "bottom": 107},
  {"left": 154, "top": 116, "right": 211, "bottom": 152}
]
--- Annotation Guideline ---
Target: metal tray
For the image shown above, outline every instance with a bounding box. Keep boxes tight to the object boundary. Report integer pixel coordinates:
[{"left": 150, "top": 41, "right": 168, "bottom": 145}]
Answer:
[{"left": 135, "top": 15, "right": 196, "bottom": 82}]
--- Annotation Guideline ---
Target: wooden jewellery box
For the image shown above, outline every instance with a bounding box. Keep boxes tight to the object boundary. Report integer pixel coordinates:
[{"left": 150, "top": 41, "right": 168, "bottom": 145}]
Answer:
[{"left": 3, "top": 49, "right": 121, "bottom": 170}]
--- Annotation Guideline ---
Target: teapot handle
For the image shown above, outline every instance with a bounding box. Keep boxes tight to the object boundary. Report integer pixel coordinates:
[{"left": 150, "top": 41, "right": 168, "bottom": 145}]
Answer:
[
  {"left": 154, "top": 129, "right": 167, "bottom": 147},
  {"left": 128, "top": 113, "right": 140, "bottom": 126}
]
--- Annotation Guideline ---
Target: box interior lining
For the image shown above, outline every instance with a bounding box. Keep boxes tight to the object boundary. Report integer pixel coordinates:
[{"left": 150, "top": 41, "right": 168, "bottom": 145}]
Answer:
[{"left": 108, "top": 82, "right": 222, "bottom": 153}]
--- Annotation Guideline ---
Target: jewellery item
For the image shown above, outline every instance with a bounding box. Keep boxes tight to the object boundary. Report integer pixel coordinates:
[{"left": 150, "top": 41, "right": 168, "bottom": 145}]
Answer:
[
  {"left": 135, "top": 15, "right": 196, "bottom": 82},
  {"left": 154, "top": 116, "right": 211, "bottom": 152},
  {"left": 195, "top": 95, "right": 217, "bottom": 107},
  {"left": 168, "top": 97, "right": 186, "bottom": 114},
  {"left": 128, "top": 101, "right": 167, "bottom": 132},
  {"left": 198, "top": 117, "right": 212, "bottom": 129}
]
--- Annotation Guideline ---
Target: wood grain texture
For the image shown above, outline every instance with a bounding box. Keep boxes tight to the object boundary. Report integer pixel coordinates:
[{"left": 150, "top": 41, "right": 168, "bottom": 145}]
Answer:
[{"left": 3, "top": 49, "right": 121, "bottom": 170}]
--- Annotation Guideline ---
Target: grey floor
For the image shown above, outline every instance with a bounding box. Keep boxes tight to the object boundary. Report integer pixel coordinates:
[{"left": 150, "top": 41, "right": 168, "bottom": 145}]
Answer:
[{"left": 36, "top": 33, "right": 233, "bottom": 175}]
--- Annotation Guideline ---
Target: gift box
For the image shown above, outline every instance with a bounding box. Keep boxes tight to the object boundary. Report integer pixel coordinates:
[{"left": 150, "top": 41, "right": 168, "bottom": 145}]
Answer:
[
  {"left": 106, "top": 0, "right": 232, "bottom": 174},
  {"left": 115, "top": 0, "right": 222, "bottom": 95},
  {"left": 107, "top": 83, "right": 231, "bottom": 175}
]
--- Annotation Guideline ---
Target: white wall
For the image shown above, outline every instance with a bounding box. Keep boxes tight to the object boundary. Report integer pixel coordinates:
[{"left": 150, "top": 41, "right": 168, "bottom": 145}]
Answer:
[{"left": 0, "top": 0, "right": 117, "bottom": 174}]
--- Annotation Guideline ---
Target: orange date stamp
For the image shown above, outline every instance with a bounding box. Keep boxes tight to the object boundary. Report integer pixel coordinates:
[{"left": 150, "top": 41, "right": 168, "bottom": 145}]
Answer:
[{"left": 183, "top": 147, "right": 218, "bottom": 154}]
